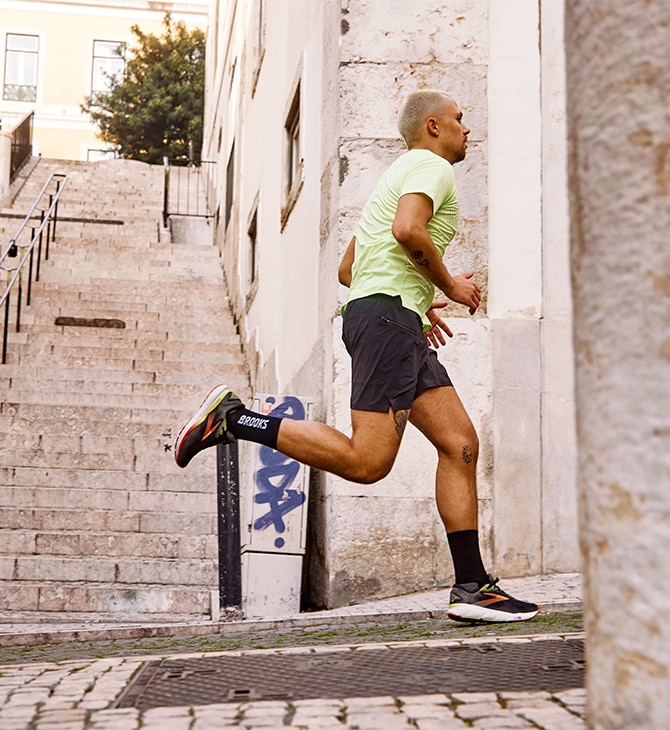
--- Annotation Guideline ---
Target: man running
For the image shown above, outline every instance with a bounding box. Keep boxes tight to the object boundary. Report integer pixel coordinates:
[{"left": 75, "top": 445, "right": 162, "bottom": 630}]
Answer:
[{"left": 175, "top": 89, "right": 538, "bottom": 623}]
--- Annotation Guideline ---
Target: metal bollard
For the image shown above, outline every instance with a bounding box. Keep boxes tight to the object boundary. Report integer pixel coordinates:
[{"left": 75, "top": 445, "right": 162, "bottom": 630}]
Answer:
[{"left": 216, "top": 440, "right": 242, "bottom": 618}]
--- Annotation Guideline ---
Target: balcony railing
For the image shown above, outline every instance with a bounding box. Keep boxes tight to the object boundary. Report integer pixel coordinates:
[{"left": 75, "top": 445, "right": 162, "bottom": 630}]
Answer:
[
  {"left": 9, "top": 111, "right": 34, "bottom": 181},
  {"left": 162, "top": 157, "right": 215, "bottom": 228}
]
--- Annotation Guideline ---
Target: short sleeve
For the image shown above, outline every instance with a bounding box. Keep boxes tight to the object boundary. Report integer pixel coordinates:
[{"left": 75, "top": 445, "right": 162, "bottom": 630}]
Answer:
[{"left": 398, "top": 155, "right": 455, "bottom": 212}]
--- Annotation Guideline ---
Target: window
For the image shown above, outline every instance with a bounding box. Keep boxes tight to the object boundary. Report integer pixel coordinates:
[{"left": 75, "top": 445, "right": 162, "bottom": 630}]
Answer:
[
  {"left": 285, "top": 82, "right": 301, "bottom": 195},
  {"left": 4, "top": 34, "right": 38, "bottom": 102},
  {"left": 280, "top": 78, "right": 303, "bottom": 230},
  {"left": 87, "top": 149, "right": 116, "bottom": 162},
  {"left": 225, "top": 142, "right": 235, "bottom": 229},
  {"left": 91, "top": 40, "right": 125, "bottom": 100},
  {"left": 251, "top": 0, "right": 266, "bottom": 96},
  {"left": 247, "top": 203, "right": 258, "bottom": 287}
]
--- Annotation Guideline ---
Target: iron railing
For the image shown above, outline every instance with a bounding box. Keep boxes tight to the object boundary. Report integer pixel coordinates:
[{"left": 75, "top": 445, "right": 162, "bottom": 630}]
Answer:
[
  {"left": 162, "top": 157, "right": 215, "bottom": 228},
  {"left": 0, "top": 172, "right": 67, "bottom": 364},
  {"left": 8, "top": 111, "right": 34, "bottom": 181}
]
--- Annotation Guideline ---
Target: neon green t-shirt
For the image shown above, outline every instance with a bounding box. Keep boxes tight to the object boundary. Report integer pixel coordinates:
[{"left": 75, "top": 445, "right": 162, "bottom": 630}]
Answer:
[{"left": 346, "top": 148, "right": 459, "bottom": 329}]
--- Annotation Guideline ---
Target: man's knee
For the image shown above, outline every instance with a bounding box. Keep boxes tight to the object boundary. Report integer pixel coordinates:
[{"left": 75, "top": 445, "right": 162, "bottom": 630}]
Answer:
[
  {"left": 439, "top": 426, "right": 479, "bottom": 464},
  {"left": 350, "top": 456, "right": 395, "bottom": 484}
]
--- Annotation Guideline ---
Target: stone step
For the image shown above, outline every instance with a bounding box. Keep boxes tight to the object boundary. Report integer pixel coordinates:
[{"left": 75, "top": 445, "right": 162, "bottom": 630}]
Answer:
[
  {"left": 3, "top": 378, "right": 230, "bottom": 401},
  {"left": 0, "top": 459, "right": 217, "bottom": 492},
  {"left": 0, "top": 530, "right": 217, "bottom": 559},
  {"left": 7, "top": 328, "right": 239, "bottom": 350},
  {"left": 4, "top": 351, "right": 242, "bottom": 374},
  {"left": 0, "top": 363, "right": 248, "bottom": 389},
  {"left": 12, "top": 339, "right": 242, "bottom": 361},
  {"left": 0, "top": 506, "right": 216, "bottom": 536},
  {"left": 0, "top": 581, "right": 212, "bottom": 614},
  {"left": 0, "top": 156, "right": 241, "bottom": 618},
  {"left": 0, "top": 485, "right": 215, "bottom": 515},
  {"left": 1, "top": 399, "right": 205, "bottom": 423}
]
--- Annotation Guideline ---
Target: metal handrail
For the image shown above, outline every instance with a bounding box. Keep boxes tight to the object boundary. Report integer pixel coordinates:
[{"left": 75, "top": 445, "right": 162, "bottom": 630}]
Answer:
[{"left": 0, "top": 172, "right": 67, "bottom": 364}]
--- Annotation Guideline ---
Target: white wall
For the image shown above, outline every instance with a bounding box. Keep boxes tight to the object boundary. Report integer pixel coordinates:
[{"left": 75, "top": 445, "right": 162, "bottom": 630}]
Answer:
[{"left": 204, "top": 0, "right": 579, "bottom": 608}]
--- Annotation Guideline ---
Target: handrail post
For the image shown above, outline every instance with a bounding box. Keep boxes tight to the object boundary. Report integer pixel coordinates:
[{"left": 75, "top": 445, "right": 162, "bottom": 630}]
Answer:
[
  {"left": 52, "top": 179, "right": 61, "bottom": 241},
  {"left": 36, "top": 210, "right": 45, "bottom": 282},
  {"left": 15, "top": 269, "right": 22, "bottom": 333},
  {"left": 45, "top": 196, "right": 53, "bottom": 260},
  {"left": 2, "top": 273, "right": 9, "bottom": 364},
  {"left": 162, "top": 156, "right": 169, "bottom": 229}
]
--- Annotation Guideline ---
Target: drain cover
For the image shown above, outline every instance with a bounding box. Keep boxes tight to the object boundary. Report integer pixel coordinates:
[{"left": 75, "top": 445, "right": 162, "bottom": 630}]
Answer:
[
  {"left": 116, "top": 639, "right": 584, "bottom": 709},
  {"left": 55, "top": 316, "right": 125, "bottom": 328}
]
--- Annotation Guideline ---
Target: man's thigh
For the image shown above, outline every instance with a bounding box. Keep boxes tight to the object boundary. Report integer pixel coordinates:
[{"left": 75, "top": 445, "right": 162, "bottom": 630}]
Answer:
[{"left": 409, "top": 386, "right": 476, "bottom": 450}]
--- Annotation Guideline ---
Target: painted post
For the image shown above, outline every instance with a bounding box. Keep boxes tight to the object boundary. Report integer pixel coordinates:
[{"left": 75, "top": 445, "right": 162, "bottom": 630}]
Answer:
[{"left": 240, "top": 394, "right": 312, "bottom": 618}]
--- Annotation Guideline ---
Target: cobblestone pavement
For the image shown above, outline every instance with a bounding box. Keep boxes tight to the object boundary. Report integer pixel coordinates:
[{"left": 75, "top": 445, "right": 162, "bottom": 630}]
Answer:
[
  {"left": 0, "top": 635, "right": 586, "bottom": 729},
  {"left": 0, "top": 573, "right": 586, "bottom": 728}
]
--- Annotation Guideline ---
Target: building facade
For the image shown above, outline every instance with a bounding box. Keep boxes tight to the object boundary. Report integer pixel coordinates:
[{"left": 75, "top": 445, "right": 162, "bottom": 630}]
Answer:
[
  {"left": 203, "top": 0, "right": 578, "bottom": 609},
  {"left": 0, "top": 0, "right": 207, "bottom": 161}
]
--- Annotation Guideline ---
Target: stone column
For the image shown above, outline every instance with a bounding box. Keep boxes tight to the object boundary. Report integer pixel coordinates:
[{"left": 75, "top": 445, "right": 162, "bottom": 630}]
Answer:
[{"left": 565, "top": 2, "right": 670, "bottom": 727}]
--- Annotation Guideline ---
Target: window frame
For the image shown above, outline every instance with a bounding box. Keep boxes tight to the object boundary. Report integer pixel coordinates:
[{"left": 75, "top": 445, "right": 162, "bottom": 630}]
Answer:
[
  {"left": 3, "top": 33, "right": 39, "bottom": 103},
  {"left": 90, "top": 39, "right": 126, "bottom": 102},
  {"left": 280, "top": 70, "right": 304, "bottom": 230}
]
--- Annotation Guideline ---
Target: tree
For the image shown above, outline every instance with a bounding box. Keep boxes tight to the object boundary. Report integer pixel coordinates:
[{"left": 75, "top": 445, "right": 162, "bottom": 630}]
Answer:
[{"left": 82, "top": 14, "right": 205, "bottom": 164}]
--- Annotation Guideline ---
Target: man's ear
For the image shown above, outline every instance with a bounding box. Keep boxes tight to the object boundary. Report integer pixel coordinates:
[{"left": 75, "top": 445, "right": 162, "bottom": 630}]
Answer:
[{"left": 427, "top": 116, "right": 439, "bottom": 137}]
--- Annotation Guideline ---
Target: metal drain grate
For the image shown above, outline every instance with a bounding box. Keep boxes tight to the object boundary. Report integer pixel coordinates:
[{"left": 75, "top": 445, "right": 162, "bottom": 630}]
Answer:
[
  {"left": 116, "top": 639, "right": 584, "bottom": 709},
  {"left": 54, "top": 316, "right": 126, "bottom": 329}
]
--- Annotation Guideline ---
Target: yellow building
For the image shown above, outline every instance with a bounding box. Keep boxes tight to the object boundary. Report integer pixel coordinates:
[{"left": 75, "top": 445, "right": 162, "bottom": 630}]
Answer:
[{"left": 0, "top": 0, "right": 207, "bottom": 161}]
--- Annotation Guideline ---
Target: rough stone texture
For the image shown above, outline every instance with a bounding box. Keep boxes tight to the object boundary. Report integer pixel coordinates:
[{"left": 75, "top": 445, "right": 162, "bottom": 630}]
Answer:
[{"left": 565, "top": 1, "right": 670, "bottom": 727}]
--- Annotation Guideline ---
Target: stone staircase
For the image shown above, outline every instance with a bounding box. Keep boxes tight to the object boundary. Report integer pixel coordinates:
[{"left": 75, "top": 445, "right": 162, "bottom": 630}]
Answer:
[{"left": 0, "top": 158, "right": 250, "bottom": 620}]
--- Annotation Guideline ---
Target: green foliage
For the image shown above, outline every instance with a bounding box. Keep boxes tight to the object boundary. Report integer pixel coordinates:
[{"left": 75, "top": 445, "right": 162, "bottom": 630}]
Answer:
[{"left": 82, "top": 14, "right": 205, "bottom": 164}]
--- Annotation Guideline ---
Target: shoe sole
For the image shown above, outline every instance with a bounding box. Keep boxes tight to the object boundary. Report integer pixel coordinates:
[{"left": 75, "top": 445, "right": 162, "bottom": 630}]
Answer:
[
  {"left": 447, "top": 605, "right": 539, "bottom": 623},
  {"left": 175, "top": 384, "right": 232, "bottom": 468}
]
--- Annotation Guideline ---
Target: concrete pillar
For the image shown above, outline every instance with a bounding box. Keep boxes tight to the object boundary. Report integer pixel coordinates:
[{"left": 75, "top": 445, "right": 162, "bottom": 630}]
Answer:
[
  {"left": 0, "top": 131, "right": 11, "bottom": 208},
  {"left": 565, "top": 2, "right": 670, "bottom": 727}
]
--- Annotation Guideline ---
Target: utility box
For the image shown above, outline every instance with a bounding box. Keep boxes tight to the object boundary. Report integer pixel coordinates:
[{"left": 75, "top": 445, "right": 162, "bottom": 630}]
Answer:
[{"left": 239, "top": 394, "right": 312, "bottom": 618}]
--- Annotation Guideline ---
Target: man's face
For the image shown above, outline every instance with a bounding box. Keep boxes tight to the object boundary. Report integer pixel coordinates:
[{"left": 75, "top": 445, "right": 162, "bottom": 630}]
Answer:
[{"left": 435, "top": 97, "right": 470, "bottom": 164}]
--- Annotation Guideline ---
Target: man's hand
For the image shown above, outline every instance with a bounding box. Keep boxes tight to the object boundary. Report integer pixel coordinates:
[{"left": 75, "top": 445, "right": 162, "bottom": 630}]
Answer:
[
  {"left": 443, "top": 271, "right": 481, "bottom": 315},
  {"left": 424, "top": 302, "right": 453, "bottom": 348}
]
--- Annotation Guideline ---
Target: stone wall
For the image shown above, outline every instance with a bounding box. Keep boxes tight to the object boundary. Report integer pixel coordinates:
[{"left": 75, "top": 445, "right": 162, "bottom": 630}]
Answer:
[{"left": 566, "top": 1, "right": 670, "bottom": 726}]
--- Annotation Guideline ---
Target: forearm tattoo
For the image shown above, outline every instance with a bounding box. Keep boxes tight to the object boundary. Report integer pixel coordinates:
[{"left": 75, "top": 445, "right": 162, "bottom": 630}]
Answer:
[
  {"left": 411, "top": 250, "right": 432, "bottom": 271},
  {"left": 394, "top": 410, "right": 409, "bottom": 441}
]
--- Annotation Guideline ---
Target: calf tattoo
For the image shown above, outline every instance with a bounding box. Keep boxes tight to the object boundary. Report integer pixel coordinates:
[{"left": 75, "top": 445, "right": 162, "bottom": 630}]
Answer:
[
  {"left": 462, "top": 445, "right": 473, "bottom": 465},
  {"left": 411, "top": 249, "right": 432, "bottom": 271},
  {"left": 394, "top": 410, "right": 409, "bottom": 441}
]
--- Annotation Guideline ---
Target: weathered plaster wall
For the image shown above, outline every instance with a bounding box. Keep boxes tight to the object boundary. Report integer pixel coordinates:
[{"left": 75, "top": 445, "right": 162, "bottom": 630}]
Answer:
[
  {"left": 565, "top": 1, "right": 670, "bottom": 726},
  {"left": 203, "top": 0, "right": 579, "bottom": 611}
]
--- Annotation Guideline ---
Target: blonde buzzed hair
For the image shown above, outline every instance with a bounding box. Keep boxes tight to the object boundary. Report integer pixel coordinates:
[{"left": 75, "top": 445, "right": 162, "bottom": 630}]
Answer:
[{"left": 397, "top": 90, "right": 453, "bottom": 148}]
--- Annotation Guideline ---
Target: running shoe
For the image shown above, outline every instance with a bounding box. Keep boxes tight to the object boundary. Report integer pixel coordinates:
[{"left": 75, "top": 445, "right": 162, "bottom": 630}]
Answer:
[
  {"left": 174, "top": 385, "right": 244, "bottom": 468},
  {"left": 447, "top": 574, "right": 539, "bottom": 623}
]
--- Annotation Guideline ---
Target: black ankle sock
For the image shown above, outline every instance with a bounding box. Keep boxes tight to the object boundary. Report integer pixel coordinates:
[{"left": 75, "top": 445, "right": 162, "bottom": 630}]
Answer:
[
  {"left": 227, "top": 408, "right": 281, "bottom": 449},
  {"left": 447, "top": 529, "right": 488, "bottom": 586}
]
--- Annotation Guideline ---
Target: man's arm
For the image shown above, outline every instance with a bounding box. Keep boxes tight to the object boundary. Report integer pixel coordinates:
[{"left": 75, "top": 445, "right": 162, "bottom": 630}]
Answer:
[
  {"left": 391, "top": 193, "right": 481, "bottom": 314},
  {"left": 338, "top": 236, "right": 356, "bottom": 287}
]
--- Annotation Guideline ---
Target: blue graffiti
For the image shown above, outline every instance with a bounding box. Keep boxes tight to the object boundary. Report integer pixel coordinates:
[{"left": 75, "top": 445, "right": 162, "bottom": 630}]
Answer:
[{"left": 252, "top": 397, "right": 307, "bottom": 543}]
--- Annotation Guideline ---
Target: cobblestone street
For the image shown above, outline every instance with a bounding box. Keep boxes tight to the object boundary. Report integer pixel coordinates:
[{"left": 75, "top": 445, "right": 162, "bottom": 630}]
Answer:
[{"left": 0, "top": 574, "right": 586, "bottom": 729}]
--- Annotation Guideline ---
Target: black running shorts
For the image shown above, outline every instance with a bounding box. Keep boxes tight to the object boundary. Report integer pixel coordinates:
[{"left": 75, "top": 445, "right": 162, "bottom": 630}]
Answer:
[{"left": 342, "top": 293, "right": 453, "bottom": 413}]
